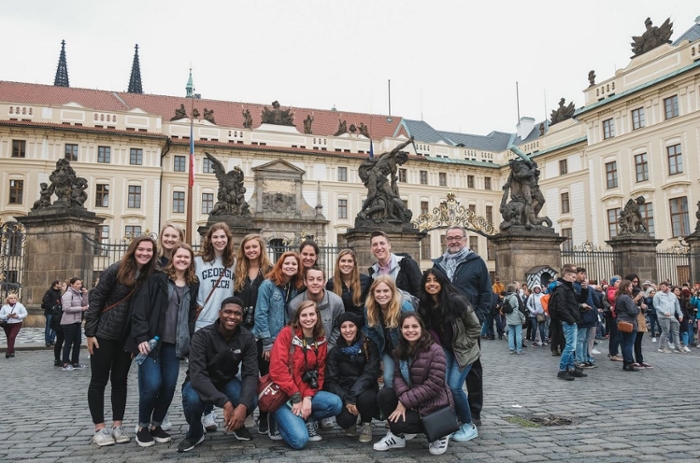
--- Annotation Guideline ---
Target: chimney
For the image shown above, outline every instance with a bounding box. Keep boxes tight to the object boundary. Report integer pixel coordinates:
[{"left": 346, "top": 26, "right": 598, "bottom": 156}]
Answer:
[{"left": 516, "top": 117, "right": 535, "bottom": 139}]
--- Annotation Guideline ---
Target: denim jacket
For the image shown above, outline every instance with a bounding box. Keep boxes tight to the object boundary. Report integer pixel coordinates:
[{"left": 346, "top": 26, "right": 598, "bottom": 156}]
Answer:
[
  {"left": 362, "top": 300, "right": 414, "bottom": 354},
  {"left": 252, "top": 279, "right": 299, "bottom": 351}
]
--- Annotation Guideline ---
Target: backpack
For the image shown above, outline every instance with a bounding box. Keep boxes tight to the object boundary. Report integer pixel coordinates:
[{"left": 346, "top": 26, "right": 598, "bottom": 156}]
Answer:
[
  {"left": 398, "top": 288, "right": 419, "bottom": 310},
  {"left": 540, "top": 293, "right": 551, "bottom": 315},
  {"left": 547, "top": 283, "right": 562, "bottom": 318},
  {"left": 51, "top": 302, "right": 63, "bottom": 319},
  {"left": 501, "top": 294, "right": 515, "bottom": 314}
]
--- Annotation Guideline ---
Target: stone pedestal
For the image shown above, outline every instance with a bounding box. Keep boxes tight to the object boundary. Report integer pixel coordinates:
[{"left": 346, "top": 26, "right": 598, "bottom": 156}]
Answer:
[
  {"left": 681, "top": 231, "right": 700, "bottom": 284},
  {"left": 491, "top": 226, "right": 566, "bottom": 284},
  {"left": 341, "top": 226, "right": 426, "bottom": 274},
  {"left": 198, "top": 216, "right": 261, "bottom": 249},
  {"left": 17, "top": 208, "right": 104, "bottom": 326},
  {"left": 606, "top": 234, "right": 662, "bottom": 283}
]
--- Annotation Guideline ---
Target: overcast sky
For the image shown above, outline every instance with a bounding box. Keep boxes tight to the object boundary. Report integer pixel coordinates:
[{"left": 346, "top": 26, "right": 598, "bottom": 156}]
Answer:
[{"left": 1, "top": 1, "right": 697, "bottom": 135}]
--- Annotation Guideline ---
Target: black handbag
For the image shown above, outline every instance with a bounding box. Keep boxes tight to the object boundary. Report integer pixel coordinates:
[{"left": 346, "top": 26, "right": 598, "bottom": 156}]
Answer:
[{"left": 421, "top": 406, "right": 460, "bottom": 442}]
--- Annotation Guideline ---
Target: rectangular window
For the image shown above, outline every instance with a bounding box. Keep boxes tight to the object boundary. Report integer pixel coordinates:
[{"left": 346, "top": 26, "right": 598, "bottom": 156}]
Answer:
[
  {"left": 203, "top": 158, "right": 214, "bottom": 173},
  {"left": 338, "top": 199, "right": 348, "bottom": 219},
  {"left": 607, "top": 208, "right": 621, "bottom": 238},
  {"left": 439, "top": 172, "right": 447, "bottom": 187},
  {"left": 561, "top": 228, "right": 573, "bottom": 252},
  {"left": 469, "top": 236, "right": 479, "bottom": 255},
  {"left": 173, "top": 155, "right": 186, "bottom": 172},
  {"left": 128, "top": 185, "right": 141, "bottom": 208},
  {"left": 64, "top": 143, "right": 78, "bottom": 161},
  {"left": 467, "top": 175, "right": 474, "bottom": 188},
  {"left": 96, "top": 225, "right": 110, "bottom": 256},
  {"left": 419, "top": 171, "right": 428, "bottom": 185},
  {"left": 631, "top": 107, "right": 645, "bottom": 130},
  {"left": 421, "top": 201, "right": 429, "bottom": 216},
  {"left": 11, "top": 140, "right": 26, "bottom": 158},
  {"left": 338, "top": 167, "right": 347, "bottom": 182},
  {"left": 605, "top": 161, "right": 618, "bottom": 189},
  {"left": 664, "top": 95, "right": 679, "bottom": 119},
  {"left": 484, "top": 177, "right": 492, "bottom": 190},
  {"left": 172, "top": 191, "right": 185, "bottom": 213},
  {"left": 561, "top": 192, "right": 570, "bottom": 214},
  {"left": 635, "top": 153, "right": 648, "bottom": 182},
  {"left": 125, "top": 226, "right": 142, "bottom": 238},
  {"left": 468, "top": 204, "right": 476, "bottom": 214},
  {"left": 667, "top": 144, "right": 683, "bottom": 175},
  {"left": 398, "top": 168, "right": 407, "bottom": 183},
  {"left": 485, "top": 205, "right": 493, "bottom": 224},
  {"left": 640, "top": 202, "right": 654, "bottom": 236},
  {"left": 420, "top": 235, "right": 432, "bottom": 261},
  {"left": 97, "top": 146, "right": 111, "bottom": 163},
  {"left": 9, "top": 179, "right": 23, "bottom": 204},
  {"left": 669, "top": 197, "right": 690, "bottom": 237},
  {"left": 130, "top": 148, "right": 143, "bottom": 165},
  {"left": 95, "top": 184, "right": 109, "bottom": 207},
  {"left": 487, "top": 240, "right": 495, "bottom": 261},
  {"left": 559, "top": 159, "right": 568, "bottom": 175},
  {"left": 202, "top": 193, "right": 214, "bottom": 214},
  {"left": 603, "top": 118, "right": 615, "bottom": 139}
]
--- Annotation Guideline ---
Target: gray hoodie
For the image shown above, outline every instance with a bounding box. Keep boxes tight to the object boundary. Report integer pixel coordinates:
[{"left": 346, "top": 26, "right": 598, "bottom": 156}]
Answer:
[{"left": 653, "top": 290, "right": 682, "bottom": 319}]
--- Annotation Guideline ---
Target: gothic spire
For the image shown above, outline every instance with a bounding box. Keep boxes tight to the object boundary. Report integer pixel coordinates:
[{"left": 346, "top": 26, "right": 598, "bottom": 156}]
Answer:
[
  {"left": 127, "top": 44, "right": 143, "bottom": 94},
  {"left": 185, "top": 68, "right": 194, "bottom": 98},
  {"left": 54, "top": 40, "right": 69, "bottom": 87}
]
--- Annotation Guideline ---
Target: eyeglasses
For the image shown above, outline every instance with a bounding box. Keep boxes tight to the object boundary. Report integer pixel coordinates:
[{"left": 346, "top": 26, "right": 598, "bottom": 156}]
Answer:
[{"left": 446, "top": 236, "right": 465, "bottom": 242}]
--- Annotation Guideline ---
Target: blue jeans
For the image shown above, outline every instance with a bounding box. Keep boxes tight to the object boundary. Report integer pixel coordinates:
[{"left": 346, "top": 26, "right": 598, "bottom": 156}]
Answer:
[
  {"left": 44, "top": 314, "right": 55, "bottom": 344},
  {"left": 273, "top": 391, "right": 342, "bottom": 449},
  {"left": 559, "top": 322, "right": 577, "bottom": 372},
  {"left": 138, "top": 343, "right": 180, "bottom": 427},
  {"left": 576, "top": 326, "right": 593, "bottom": 363},
  {"left": 444, "top": 349, "right": 472, "bottom": 425},
  {"left": 620, "top": 330, "right": 635, "bottom": 365},
  {"left": 531, "top": 317, "right": 546, "bottom": 343},
  {"left": 182, "top": 377, "right": 257, "bottom": 439},
  {"left": 647, "top": 313, "right": 661, "bottom": 337},
  {"left": 382, "top": 352, "right": 395, "bottom": 387},
  {"left": 507, "top": 324, "right": 522, "bottom": 353}
]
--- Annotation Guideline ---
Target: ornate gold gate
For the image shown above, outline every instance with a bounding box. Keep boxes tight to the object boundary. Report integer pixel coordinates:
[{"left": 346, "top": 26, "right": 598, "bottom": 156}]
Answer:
[{"left": 411, "top": 192, "right": 496, "bottom": 237}]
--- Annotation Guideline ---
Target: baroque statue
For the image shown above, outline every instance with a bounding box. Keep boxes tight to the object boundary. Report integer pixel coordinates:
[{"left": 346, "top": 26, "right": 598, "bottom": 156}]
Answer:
[
  {"left": 171, "top": 104, "right": 187, "bottom": 121},
  {"left": 696, "top": 201, "right": 700, "bottom": 232},
  {"left": 358, "top": 122, "right": 370, "bottom": 138},
  {"left": 335, "top": 119, "right": 348, "bottom": 136},
  {"left": 192, "top": 108, "right": 200, "bottom": 119},
  {"left": 203, "top": 108, "right": 215, "bottom": 124},
  {"left": 31, "top": 159, "right": 90, "bottom": 210},
  {"left": 242, "top": 109, "right": 253, "bottom": 129},
  {"left": 631, "top": 17, "right": 673, "bottom": 58},
  {"left": 550, "top": 98, "right": 575, "bottom": 125},
  {"left": 31, "top": 183, "right": 52, "bottom": 211},
  {"left": 499, "top": 146, "right": 552, "bottom": 231},
  {"left": 204, "top": 152, "right": 251, "bottom": 217},
  {"left": 261, "top": 100, "right": 294, "bottom": 126},
  {"left": 303, "top": 114, "right": 314, "bottom": 134},
  {"left": 357, "top": 138, "right": 414, "bottom": 224},
  {"left": 618, "top": 196, "right": 648, "bottom": 235},
  {"left": 588, "top": 70, "right": 596, "bottom": 87}
]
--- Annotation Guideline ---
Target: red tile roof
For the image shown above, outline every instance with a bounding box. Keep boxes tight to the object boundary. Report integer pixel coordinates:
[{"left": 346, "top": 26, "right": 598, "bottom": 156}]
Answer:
[{"left": 0, "top": 81, "right": 402, "bottom": 140}]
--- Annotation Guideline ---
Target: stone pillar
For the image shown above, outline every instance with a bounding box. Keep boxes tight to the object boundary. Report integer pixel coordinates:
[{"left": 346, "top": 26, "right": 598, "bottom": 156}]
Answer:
[
  {"left": 17, "top": 210, "right": 104, "bottom": 326},
  {"left": 681, "top": 232, "right": 700, "bottom": 284},
  {"left": 341, "top": 228, "right": 426, "bottom": 274},
  {"left": 490, "top": 227, "right": 566, "bottom": 284},
  {"left": 606, "top": 235, "right": 662, "bottom": 283}
]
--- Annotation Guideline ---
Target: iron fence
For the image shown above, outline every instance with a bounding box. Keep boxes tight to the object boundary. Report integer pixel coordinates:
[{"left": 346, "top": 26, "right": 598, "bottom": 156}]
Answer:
[
  {"left": 656, "top": 252, "right": 698, "bottom": 285},
  {"left": 0, "top": 221, "right": 25, "bottom": 299},
  {"left": 560, "top": 248, "right": 620, "bottom": 284}
]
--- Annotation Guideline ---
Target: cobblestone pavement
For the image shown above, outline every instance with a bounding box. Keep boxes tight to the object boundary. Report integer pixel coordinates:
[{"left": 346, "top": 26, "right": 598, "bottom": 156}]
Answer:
[{"left": 1, "top": 331, "right": 699, "bottom": 463}]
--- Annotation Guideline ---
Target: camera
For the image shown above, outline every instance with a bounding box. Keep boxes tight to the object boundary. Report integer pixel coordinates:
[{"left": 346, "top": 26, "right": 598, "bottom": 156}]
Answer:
[
  {"left": 243, "top": 306, "right": 254, "bottom": 326},
  {"left": 302, "top": 369, "right": 319, "bottom": 389}
]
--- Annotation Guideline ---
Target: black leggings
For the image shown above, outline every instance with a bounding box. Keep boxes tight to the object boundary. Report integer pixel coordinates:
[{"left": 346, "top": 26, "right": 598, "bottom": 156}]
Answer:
[
  {"left": 634, "top": 331, "right": 644, "bottom": 364},
  {"left": 87, "top": 337, "right": 132, "bottom": 424},
  {"left": 61, "top": 323, "right": 81, "bottom": 365},
  {"left": 335, "top": 389, "right": 379, "bottom": 429},
  {"left": 377, "top": 387, "right": 422, "bottom": 435},
  {"left": 257, "top": 340, "right": 270, "bottom": 423},
  {"left": 53, "top": 326, "right": 65, "bottom": 362}
]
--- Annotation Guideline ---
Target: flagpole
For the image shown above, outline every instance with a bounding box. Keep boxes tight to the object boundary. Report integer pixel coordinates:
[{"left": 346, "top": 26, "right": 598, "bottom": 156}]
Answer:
[{"left": 185, "top": 81, "right": 196, "bottom": 244}]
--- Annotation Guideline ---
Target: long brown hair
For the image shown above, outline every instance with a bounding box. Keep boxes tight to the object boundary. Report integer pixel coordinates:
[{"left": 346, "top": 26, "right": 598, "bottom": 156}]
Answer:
[
  {"left": 198, "top": 222, "right": 235, "bottom": 267},
  {"left": 234, "top": 234, "right": 271, "bottom": 292},
  {"left": 164, "top": 243, "right": 198, "bottom": 285},
  {"left": 265, "top": 251, "right": 303, "bottom": 288},
  {"left": 395, "top": 312, "right": 433, "bottom": 360},
  {"left": 332, "top": 249, "right": 361, "bottom": 306},
  {"left": 116, "top": 235, "right": 157, "bottom": 287},
  {"left": 365, "top": 275, "right": 402, "bottom": 329},
  {"left": 290, "top": 300, "right": 325, "bottom": 339},
  {"left": 615, "top": 279, "right": 633, "bottom": 301}
]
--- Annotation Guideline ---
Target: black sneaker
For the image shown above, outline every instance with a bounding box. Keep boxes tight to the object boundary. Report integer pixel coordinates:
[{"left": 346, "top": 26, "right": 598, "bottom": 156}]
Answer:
[
  {"left": 569, "top": 369, "right": 587, "bottom": 378},
  {"left": 135, "top": 427, "right": 155, "bottom": 447},
  {"left": 257, "top": 417, "right": 269, "bottom": 435},
  {"left": 557, "top": 371, "right": 575, "bottom": 381},
  {"left": 232, "top": 426, "right": 253, "bottom": 441},
  {"left": 150, "top": 426, "right": 171, "bottom": 443},
  {"left": 54, "top": 359, "right": 61, "bottom": 367},
  {"left": 177, "top": 435, "right": 205, "bottom": 453}
]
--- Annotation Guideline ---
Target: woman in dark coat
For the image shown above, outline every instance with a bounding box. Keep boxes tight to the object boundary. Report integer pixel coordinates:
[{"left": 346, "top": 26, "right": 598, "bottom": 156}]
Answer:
[{"left": 615, "top": 279, "right": 640, "bottom": 372}]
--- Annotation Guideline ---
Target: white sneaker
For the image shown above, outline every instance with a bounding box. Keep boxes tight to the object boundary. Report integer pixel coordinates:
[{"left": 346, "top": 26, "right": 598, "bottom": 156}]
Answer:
[
  {"left": 429, "top": 435, "right": 450, "bottom": 456},
  {"left": 202, "top": 411, "right": 217, "bottom": 432},
  {"left": 161, "top": 413, "right": 172, "bottom": 431},
  {"left": 652, "top": 337, "right": 657, "bottom": 343},
  {"left": 452, "top": 423, "right": 478, "bottom": 443},
  {"left": 112, "top": 426, "right": 130, "bottom": 444},
  {"left": 93, "top": 428, "right": 115, "bottom": 447},
  {"left": 373, "top": 431, "right": 406, "bottom": 451},
  {"left": 306, "top": 421, "right": 322, "bottom": 442},
  {"left": 683, "top": 346, "right": 691, "bottom": 353},
  {"left": 668, "top": 343, "right": 675, "bottom": 349},
  {"left": 320, "top": 417, "right": 334, "bottom": 430},
  {"left": 591, "top": 349, "right": 601, "bottom": 355}
]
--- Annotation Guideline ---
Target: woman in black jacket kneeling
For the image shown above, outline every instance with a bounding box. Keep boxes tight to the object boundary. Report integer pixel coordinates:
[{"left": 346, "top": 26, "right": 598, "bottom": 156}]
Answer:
[{"left": 325, "top": 312, "right": 380, "bottom": 443}]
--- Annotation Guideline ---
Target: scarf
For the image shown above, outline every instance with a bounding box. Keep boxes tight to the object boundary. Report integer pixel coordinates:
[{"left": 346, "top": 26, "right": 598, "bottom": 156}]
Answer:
[
  {"left": 441, "top": 247, "right": 471, "bottom": 281},
  {"left": 340, "top": 338, "right": 362, "bottom": 360}
]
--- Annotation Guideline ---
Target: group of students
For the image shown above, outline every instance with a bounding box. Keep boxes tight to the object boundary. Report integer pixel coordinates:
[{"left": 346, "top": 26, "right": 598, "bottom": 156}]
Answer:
[{"left": 76, "top": 222, "right": 483, "bottom": 456}]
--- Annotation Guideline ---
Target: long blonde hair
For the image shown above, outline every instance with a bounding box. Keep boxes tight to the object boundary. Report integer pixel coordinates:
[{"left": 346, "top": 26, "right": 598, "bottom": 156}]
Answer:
[
  {"left": 158, "top": 221, "right": 185, "bottom": 259},
  {"left": 365, "top": 275, "right": 402, "bottom": 329},
  {"left": 332, "top": 249, "right": 361, "bottom": 306},
  {"left": 234, "top": 234, "right": 271, "bottom": 292}
]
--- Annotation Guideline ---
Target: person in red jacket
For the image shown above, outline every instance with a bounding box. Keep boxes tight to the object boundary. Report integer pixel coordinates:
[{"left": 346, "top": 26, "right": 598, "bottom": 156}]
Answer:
[{"left": 268, "top": 300, "right": 342, "bottom": 449}]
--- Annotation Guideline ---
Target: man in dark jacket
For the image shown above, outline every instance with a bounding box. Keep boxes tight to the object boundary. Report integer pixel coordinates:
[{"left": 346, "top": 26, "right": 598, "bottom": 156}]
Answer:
[
  {"left": 41, "top": 280, "right": 62, "bottom": 347},
  {"left": 178, "top": 297, "right": 258, "bottom": 453},
  {"left": 574, "top": 268, "right": 596, "bottom": 369},
  {"left": 367, "top": 231, "right": 422, "bottom": 297},
  {"left": 432, "top": 225, "right": 491, "bottom": 426},
  {"left": 551, "top": 267, "right": 589, "bottom": 380}
]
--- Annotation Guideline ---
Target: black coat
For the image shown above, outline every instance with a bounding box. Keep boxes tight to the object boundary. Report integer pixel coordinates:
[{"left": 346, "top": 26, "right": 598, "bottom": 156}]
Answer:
[
  {"left": 85, "top": 263, "right": 140, "bottom": 342},
  {"left": 326, "top": 273, "right": 371, "bottom": 327},
  {"left": 41, "top": 288, "right": 62, "bottom": 316},
  {"left": 433, "top": 252, "right": 492, "bottom": 322},
  {"left": 324, "top": 335, "right": 380, "bottom": 406},
  {"left": 368, "top": 255, "right": 422, "bottom": 298},
  {"left": 551, "top": 278, "right": 588, "bottom": 325}
]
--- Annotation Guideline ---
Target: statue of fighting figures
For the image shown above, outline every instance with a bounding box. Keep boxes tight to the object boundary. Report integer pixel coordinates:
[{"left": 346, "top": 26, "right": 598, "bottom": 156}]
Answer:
[
  {"left": 357, "top": 138, "right": 414, "bottom": 224},
  {"left": 204, "top": 152, "right": 251, "bottom": 217},
  {"left": 499, "top": 147, "right": 552, "bottom": 231},
  {"left": 32, "top": 159, "right": 90, "bottom": 210},
  {"left": 618, "top": 196, "right": 648, "bottom": 235}
]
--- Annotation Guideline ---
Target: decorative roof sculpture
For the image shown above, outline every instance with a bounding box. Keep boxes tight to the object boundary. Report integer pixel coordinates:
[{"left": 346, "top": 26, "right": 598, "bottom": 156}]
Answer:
[
  {"left": 550, "top": 98, "right": 575, "bottom": 125},
  {"left": 261, "top": 101, "right": 294, "bottom": 126},
  {"left": 631, "top": 17, "right": 673, "bottom": 58}
]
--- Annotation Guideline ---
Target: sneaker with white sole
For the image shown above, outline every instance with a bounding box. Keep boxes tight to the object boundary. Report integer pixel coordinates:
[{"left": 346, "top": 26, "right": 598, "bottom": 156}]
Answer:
[
  {"left": 591, "top": 349, "right": 601, "bottom": 355},
  {"left": 429, "top": 435, "right": 450, "bottom": 456},
  {"left": 202, "top": 411, "right": 217, "bottom": 432},
  {"left": 112, "top": 426, "right": 130, "bottom": 444},
  {"left": 373, "top": 431, "right": 406, "bottom": 451},
  {"left": 177, "top": 434, "right": 205, "bottom": 453},
  {"left": 62, "top": 364, "right": 74, "bottom": 371},
  {"left": 232, "top": 426, "right": 253, "bottom": 441},
  {"left": 668, "top": 343, "right": 675, "bottom": 350},
  {"left": 306, "top": 421, "right": 322, "bottom": 442},
  {"left": 359, "top": 422, "right": 373, "bottom": 443},
  {"left": 452, "top": 422, "right": 478, "bottom": 443},
  {"left": 652, "top": 337, "right": 657, "bottom": 343},
  {"left": 135, "top": 427, "right": 155, "bottom": 447},
  {"left": 320, "top": 417, "right": 334, "bottom": 430},
  {"left": 683, "top": 346, "right": 691, "bottom": 353},
  {"left": 150, "top": 426, "right": 171, "bottom": 443},
  {"left": 161, "top": 413, "right": 172, "bottom": 431},
  {"left": 93, "top": 428, "right": 115, "bottom": 447}
]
